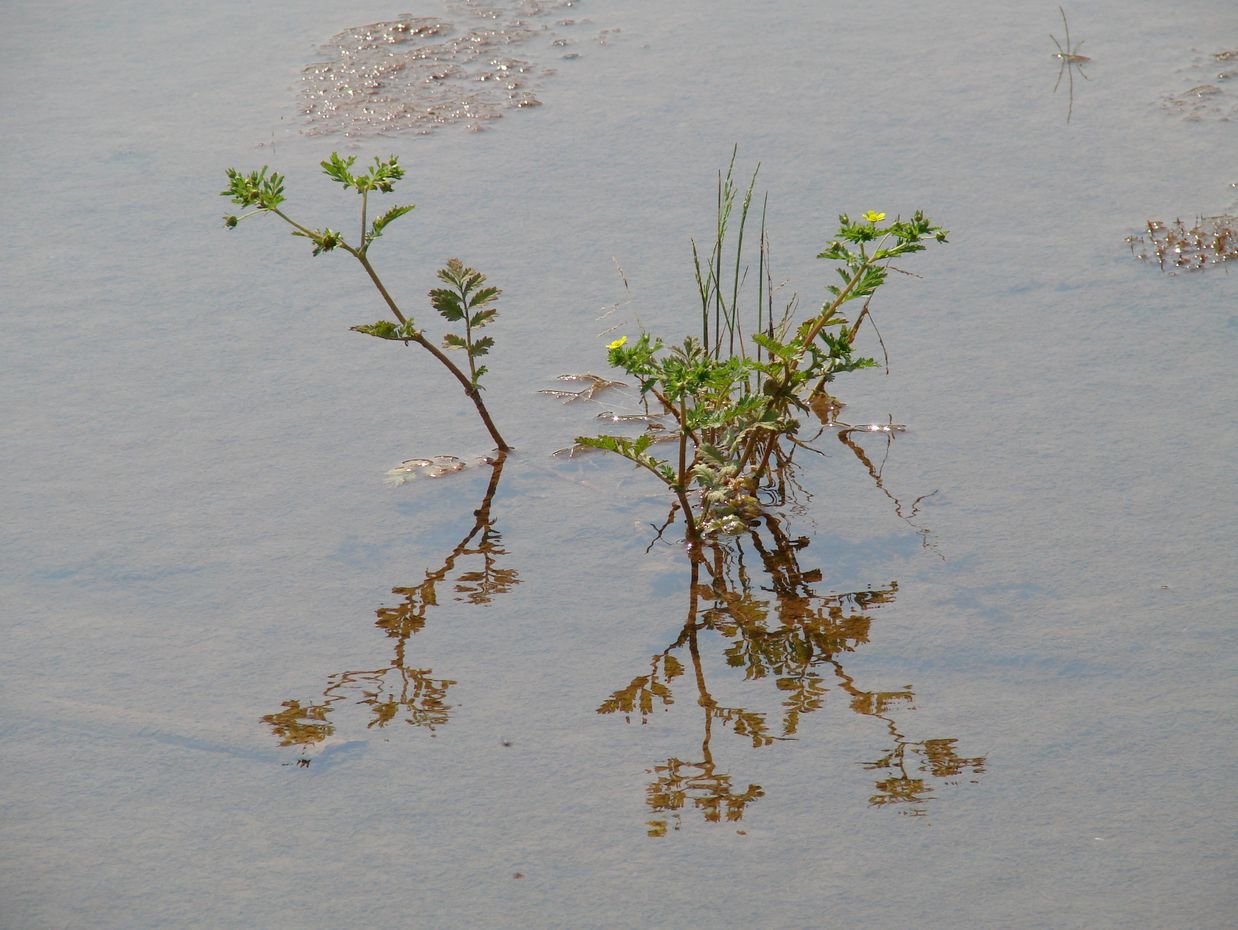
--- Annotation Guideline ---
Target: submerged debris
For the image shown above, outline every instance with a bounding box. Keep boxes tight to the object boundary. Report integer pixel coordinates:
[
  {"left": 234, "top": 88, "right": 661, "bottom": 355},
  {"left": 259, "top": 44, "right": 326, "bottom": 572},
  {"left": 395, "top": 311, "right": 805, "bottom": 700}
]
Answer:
[
  {"left": 809, "top": 392, "right": 846, "bottom": 427},
  {"left": 842, "top": 422, "right": 908, "bottom": 434},
  {"left": 386, "top": 454, "right": 495, "bottom": 484},
  {"left": 552, "top": 430, "right": 674, "bottom": 459},
  {"left": 595, "top": 411, "right": 666, "bottom": 427},
  {"left": 1162, "top": 49, "right": 1238, "bottom": 120},
  {"left": 1126, "top": 215, "right": 1237, "bottom": 272},
  {"left": 538, "top": 373, "right": 627, "bottom": 402}
]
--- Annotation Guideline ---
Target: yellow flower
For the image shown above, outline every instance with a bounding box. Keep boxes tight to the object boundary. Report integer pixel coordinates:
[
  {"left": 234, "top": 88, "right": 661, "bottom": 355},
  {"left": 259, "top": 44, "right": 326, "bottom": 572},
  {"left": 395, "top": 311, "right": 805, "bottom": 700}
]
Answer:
[
  {"left": 862, "top": 211, "right": 886, "bottom": 224},
  {"left": 607, "top": 336, "right": 628, "bottom": 350}
]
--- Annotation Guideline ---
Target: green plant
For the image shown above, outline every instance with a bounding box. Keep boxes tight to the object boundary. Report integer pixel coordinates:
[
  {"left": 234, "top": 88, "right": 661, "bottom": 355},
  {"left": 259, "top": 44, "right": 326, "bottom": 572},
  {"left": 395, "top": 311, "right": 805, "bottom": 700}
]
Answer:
[
  {"left": 222, "top": 154, "right": 510, "bottom": 451},
  {"left": 577, "top": 159, "right": 947, "bottom": 541}
]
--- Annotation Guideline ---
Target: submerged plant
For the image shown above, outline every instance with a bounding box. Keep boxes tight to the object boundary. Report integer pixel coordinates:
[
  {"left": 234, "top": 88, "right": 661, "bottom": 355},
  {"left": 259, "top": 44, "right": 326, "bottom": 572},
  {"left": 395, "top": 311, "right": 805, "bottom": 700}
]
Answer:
[
  {"left": 576, "top": 157, "right": 947, "bottom": 542},
  {"left": 222, "top": 154, "right": 510, "bottom": 451}
]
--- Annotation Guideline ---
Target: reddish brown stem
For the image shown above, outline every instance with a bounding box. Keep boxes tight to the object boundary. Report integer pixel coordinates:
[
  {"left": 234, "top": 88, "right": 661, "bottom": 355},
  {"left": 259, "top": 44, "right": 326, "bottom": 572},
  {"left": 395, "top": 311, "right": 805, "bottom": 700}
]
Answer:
[{"left": 354, "top": 252, "right": 511, "bottom": 452}]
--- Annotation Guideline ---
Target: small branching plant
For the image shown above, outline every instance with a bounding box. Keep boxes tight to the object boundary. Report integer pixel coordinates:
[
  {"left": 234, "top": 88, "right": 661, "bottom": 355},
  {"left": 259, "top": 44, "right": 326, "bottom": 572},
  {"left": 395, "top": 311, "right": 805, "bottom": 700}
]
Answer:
[
  {"left": 222, "top": 154, "right": 510, "bottom": 451},
  {"left": 577, "top": 159, "right": 947, "bottom": 542}
]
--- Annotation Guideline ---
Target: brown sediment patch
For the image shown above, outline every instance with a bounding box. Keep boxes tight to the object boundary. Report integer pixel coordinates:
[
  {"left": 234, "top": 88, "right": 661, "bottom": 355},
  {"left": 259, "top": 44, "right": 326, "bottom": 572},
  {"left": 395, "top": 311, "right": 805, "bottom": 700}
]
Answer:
[{"left": 299, "top": 2, "right": 615, "bottom": 137}]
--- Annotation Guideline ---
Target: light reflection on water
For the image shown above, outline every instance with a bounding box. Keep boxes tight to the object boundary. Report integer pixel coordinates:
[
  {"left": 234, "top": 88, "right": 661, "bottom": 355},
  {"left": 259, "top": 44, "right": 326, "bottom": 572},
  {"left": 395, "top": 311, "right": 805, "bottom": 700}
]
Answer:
[
  {"left": 600, "top": 517, "right": 986, "bottom": 834},
  {"left": 261, "top": 446, "right": 982, "bottom": 831},
  {"left": 264, "top": 454, "right": 518, "bottom": 750}
]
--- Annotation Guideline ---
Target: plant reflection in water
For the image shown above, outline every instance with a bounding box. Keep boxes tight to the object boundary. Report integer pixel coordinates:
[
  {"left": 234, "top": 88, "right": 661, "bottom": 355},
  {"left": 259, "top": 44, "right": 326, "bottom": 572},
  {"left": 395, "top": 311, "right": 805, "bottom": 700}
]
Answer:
[
  {"left": 262, "top": 453, "right": 517, "bottom": 751},
  {"left": 600, "top": 456, "right": 984, "bottom": 835}
]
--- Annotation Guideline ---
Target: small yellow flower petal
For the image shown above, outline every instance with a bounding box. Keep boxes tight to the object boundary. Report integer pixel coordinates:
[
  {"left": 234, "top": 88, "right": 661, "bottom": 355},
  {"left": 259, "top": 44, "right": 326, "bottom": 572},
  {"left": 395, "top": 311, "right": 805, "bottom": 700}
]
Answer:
[
  {"left": 607, "top": 336, "right": 628, "bottom": 350},
  {"left": 863, "top": 211, "right": 886, "bottom": 224}
]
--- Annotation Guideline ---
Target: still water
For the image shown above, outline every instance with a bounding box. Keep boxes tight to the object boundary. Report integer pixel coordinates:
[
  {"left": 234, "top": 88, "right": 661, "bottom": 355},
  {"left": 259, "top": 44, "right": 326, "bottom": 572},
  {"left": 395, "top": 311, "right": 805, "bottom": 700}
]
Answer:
[{"left": 1, "top": 0, "right": 1235, "bottom": 927}]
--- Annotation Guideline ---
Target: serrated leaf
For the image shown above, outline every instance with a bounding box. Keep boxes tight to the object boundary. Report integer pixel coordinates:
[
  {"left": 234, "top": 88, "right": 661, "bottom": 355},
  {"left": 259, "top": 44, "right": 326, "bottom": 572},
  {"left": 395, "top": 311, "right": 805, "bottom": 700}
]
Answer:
[
  {"left": 471, "top": 307, "right": 498, "bottom": 328},
  {"left": 575, "top": 434, "right": 675, "bottom": 487},
  {"left": 369, "top": 204, "right": 414, "bottom": 240},
  {"left": 321, "top": 153, "right": 358, "bottom": 188},
  {"left": 752, "top": 332, "right": 797, "bottom": 360},
  {"left": 575, "top": 435, "right": 620, "bottom": 454},
  {"left": 437, "top": 258, "right": 468, "bottom": 289},
  {"left": 350, "top": 321, "right": 400, "bottom": 339},
  {"left": 430, "top": 288, "right": 465, "bottom": 322},
  {"left": 470, "top": 336, "right": 494, "bottom": 357},
  {"left": 442, "top": 333, "right": 467, "bottom": 350},
  {"left": 470, "top": 285, "right": 499, "bottom": 307}
]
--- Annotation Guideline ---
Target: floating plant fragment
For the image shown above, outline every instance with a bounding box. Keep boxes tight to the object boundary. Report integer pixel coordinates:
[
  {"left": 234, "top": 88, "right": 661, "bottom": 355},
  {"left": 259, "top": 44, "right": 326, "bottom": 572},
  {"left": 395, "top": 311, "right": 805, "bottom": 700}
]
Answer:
[
  {"left": 809, "top": 393, "right": 846, "bottom": 427},
  {"left": 538, "top": 373, "right": 628, "bottom": 402},
  {"left": 386, "top": 454, "right": 496, "bottom": 484},
  {"left": 841, "top": 421, "right": 907, "bottom": 435},
  {"left": 1126, "top": 215, "right": 1237, "bottom": 272},
  {"left": 595, "top": 411, "right": 667, "bottom": 427},
  {"left": 1161, "top": 49, "right": 1238, "bottom": 120}
]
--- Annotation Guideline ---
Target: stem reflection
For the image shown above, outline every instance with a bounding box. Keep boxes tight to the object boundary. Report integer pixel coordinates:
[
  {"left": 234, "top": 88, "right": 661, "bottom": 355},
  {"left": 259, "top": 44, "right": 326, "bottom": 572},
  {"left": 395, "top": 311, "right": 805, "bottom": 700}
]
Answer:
[
  {"left": 263, "top": 454, "right": 517, "bottom": 757},
  {"left": 599, "top": 513, "right": 984, "bottom": 835}
]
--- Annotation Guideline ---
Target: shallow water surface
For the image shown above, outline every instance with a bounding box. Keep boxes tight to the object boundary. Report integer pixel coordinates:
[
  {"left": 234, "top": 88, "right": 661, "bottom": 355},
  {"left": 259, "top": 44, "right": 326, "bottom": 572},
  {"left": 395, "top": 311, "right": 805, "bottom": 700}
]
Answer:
[{"left": 2, "top": 1, "right": 1235, "bottom": 928}]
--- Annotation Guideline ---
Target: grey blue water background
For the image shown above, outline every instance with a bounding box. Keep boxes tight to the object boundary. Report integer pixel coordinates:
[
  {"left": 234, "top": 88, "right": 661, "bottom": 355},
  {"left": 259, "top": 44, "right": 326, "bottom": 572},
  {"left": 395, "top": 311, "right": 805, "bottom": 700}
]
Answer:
[{"left": 2, "top": 1, "right": 1235, "bottom": 927}]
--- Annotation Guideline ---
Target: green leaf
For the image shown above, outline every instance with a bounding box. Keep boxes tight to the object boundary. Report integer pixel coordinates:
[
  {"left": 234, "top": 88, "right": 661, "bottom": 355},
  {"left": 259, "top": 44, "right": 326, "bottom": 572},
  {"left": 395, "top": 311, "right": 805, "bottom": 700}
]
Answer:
[
  {"left": 221, "top": 166, "right": 286, "bottom": 210},
  {"left": 350, "top": 321, "right": 400, "bottom": 339},
  {"left": 291, "top": 227, "right": 344, "bottom": 256},
  {"left": 752, "top": 332, "right": 798, "bottom": 360},
  {"left": 470, "top": 336, "right": 495, "bottom": 357},
  {"left": 320, "top": 153, "right": 358, "bottom": 188},
  {"left": 470, "top": 285, "right": 500, "bottom": 307},
  {"left": 430, "top": 288, "right": 465, "bottom": 322},
  {"left": 368, "top": 204, "right": 414, "bottom": 241},
  {"left": 359, "top": 154, "right": 405, "bottom": 193},
  {"left": 575, "top": 434, "right": 675, "bottom": 487},
  {"left": 436, "top": 258, "right": 469, "bottom": 289},
  {"left": 442, "top": 333, "right": 468, "bottom": 350},
  {"left": 471, "top": 307, "right": 498, "bottom": 328}
]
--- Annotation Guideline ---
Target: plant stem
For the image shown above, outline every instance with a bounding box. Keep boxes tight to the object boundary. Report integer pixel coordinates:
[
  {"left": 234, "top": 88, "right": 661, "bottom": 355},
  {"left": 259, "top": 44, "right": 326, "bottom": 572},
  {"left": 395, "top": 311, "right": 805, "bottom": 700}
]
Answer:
[
  {"left": 255, "top": 190, "right": 511, "bottom": 451},
  {"left": 353, "top": 251, "right": 409, "bottom": 324},
  {"left": 650, "top": 385, "right": 701, "bottom": 447},
  {"left": 408, "top": 331, "right": 509, "bottom": 449},
  {"left": 677, "top": 397, "right": 689, "bottom": 489},
  {"left": 270, "top": 208, "right": 321, "bottom": 242},
  {"left": 732, "top": 258, "right": 875, "bottom": 478},
  {"left": 462, "top": 288, "right": 477, "bottom": 385},
  {"left": 753, "top": 435, "right": 779, "bottom": 484},
  {"left": 353, "top": 251, "right": 510, "bottom": 451},
  {"left": 676, "top": 483, "right": 700, "bottom": 544}
]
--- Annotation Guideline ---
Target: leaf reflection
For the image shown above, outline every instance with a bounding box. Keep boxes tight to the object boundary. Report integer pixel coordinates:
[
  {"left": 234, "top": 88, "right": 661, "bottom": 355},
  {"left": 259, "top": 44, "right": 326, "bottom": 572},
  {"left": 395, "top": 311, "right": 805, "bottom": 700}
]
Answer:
[
  {"left": 262, "top": 454, "right": 518, "bottom": 753},
  {"left": 600, "top": 515, "right": 985, "bottom": 833}
]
